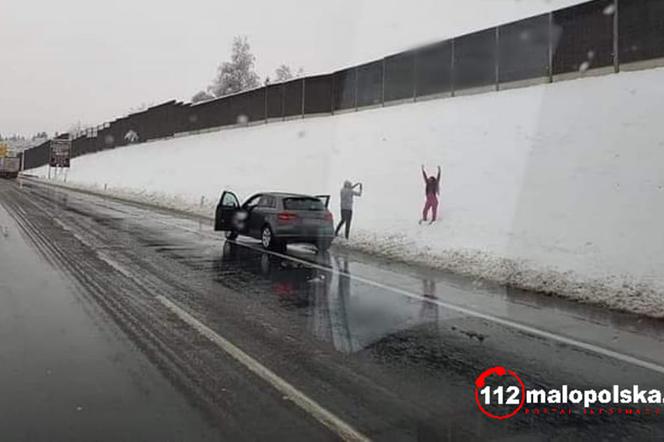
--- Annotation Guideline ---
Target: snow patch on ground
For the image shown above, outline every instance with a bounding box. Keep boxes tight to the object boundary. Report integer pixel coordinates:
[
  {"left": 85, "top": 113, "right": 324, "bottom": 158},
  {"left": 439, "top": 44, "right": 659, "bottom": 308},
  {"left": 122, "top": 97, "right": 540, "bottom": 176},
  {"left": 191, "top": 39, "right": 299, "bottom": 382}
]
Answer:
[
  {"left": 342, "top": 230, "right": 664, "bottom": 318},
  {"left": 27, "top": 67, "right": 664, "bottom": 318}
]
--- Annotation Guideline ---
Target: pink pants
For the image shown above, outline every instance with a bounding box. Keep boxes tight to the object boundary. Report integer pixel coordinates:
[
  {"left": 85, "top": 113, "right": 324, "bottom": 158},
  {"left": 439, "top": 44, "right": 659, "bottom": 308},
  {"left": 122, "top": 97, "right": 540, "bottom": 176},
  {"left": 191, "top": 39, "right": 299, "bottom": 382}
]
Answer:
[{"left": 422, "top": 194, "right": 439, "bottom": 221}]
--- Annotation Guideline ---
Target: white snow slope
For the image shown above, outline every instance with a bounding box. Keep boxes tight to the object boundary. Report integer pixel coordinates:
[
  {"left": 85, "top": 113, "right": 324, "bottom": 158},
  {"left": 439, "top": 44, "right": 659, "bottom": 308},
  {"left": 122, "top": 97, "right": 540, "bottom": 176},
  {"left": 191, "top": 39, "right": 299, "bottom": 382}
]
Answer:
[{"left": 29, "top": 67, "right": 664, "bottom": 317}]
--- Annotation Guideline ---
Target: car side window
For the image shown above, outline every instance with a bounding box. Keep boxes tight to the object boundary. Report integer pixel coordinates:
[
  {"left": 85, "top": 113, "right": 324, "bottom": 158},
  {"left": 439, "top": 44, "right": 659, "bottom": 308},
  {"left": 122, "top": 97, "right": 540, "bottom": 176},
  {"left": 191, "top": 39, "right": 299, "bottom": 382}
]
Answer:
[
  {"left": 221, "top": 192, "right": 239, "bottom": 207},
  {"left": 258, "top": 195, "right": 275, "bottom": 208},
  {"left": 243, "top": 195, "right": 261, "bottom": 210}
]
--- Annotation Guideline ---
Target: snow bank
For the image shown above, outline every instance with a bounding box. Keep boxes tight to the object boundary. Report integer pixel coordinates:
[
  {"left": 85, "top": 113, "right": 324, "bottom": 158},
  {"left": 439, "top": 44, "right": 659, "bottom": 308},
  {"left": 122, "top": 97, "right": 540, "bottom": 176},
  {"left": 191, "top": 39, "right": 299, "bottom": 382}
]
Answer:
[{"left": 29, "top": 67, "right": 664, "bottom": 317}]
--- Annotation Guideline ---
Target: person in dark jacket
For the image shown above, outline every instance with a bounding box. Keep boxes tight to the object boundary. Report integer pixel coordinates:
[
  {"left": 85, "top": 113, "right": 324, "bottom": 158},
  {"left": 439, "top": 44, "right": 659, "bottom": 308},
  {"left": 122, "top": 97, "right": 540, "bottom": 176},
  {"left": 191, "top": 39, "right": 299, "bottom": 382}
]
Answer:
[{"left": 420, "top": 165, "right": 441, "bottom": 224}]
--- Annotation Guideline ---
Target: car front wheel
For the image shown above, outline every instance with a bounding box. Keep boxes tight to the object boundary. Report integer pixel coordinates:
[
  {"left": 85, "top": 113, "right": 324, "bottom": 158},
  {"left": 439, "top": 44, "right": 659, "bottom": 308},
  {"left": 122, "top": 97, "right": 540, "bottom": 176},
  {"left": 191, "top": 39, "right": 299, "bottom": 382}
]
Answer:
[
  {"left": 262, "top": 225, "right": 286, "bottom": 252},
  {"left": 261, "top": 225, "right": 275, "bottom": 250}
]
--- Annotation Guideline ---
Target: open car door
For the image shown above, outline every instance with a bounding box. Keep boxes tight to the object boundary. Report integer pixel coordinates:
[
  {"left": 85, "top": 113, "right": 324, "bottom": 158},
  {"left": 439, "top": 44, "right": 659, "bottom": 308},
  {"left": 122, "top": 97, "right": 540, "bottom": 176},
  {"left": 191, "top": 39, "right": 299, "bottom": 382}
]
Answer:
[
  {"left": 215, "top": 191, "right": 241, "bottom": 231},
  {"left": 315, "top": 195, "right": 330, "bottom": 208}
]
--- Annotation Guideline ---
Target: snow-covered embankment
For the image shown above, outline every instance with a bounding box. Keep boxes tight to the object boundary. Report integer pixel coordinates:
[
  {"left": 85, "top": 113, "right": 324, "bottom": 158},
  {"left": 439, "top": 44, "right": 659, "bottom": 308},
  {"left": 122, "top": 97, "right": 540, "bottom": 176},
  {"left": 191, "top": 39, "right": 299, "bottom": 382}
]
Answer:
[{"left": 29, "top": 67, "right": 664, "bottom": 316}]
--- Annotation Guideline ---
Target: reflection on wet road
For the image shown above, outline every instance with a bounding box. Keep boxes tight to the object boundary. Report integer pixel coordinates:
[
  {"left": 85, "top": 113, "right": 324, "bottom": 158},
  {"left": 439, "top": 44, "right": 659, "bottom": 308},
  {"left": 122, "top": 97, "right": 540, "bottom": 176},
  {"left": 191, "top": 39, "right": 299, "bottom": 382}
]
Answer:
[
  {"left": 215, "top": 243, "right": 456, "bottom": 356},
  {"left": 2, "top": 178, "right": 664, "bottom": 441}
]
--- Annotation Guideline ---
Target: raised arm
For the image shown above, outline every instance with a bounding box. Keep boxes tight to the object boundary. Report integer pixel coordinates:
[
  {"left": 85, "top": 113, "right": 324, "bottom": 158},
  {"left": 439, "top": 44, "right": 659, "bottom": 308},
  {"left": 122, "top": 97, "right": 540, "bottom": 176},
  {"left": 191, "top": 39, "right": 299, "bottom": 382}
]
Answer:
[
  {"left": 436, "top": 165, "right": 441, "bottom": 183},
  {"left": 421, "top": 165, "right": 428, "bottom": 183},
  {"left": 352, "top": 182, "right": 363, "bottom": 196}
]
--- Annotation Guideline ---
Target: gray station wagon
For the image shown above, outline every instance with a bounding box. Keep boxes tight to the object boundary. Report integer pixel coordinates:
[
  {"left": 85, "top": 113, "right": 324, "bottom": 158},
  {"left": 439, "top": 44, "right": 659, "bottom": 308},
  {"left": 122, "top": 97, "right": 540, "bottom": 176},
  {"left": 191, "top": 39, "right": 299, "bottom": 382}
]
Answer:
[{"left": 214, "top": 191, "right": 335, "bottom": 252}]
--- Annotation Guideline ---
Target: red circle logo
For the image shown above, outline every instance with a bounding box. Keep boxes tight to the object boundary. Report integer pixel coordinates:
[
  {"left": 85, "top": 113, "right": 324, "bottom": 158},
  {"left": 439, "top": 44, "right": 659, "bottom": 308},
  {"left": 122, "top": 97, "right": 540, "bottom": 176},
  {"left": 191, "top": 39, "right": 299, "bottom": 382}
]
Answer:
[{"left": 474, "top": 366, "right": 526, "bottom": 420}]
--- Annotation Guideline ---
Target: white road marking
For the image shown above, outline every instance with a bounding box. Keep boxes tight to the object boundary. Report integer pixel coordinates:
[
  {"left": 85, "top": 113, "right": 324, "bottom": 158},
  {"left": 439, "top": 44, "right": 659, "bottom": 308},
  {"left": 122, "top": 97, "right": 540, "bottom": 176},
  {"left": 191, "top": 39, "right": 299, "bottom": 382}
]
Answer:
[
  {"left": 56, "top": 217, "right": 371, "bottom": 441},
  {"left": 39, "top": 181, "right": 664, "bottom": 376},
  {"left": 239, "top": 243, "right": 664, "bottom": 376},
  {"left": 156, "top": 295, "right": 371, "bottom": 442},
  {"left": 146, "top": 211, "right": 664, "bottom": 376}
]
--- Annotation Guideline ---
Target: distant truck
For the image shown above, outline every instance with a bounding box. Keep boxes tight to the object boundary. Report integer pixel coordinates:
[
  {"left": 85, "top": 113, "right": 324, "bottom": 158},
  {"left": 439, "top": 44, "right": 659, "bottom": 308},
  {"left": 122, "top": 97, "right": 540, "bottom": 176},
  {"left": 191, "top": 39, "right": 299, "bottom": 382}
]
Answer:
[{"left": 0, "top": 157, "right": 21, "bottom": 179}]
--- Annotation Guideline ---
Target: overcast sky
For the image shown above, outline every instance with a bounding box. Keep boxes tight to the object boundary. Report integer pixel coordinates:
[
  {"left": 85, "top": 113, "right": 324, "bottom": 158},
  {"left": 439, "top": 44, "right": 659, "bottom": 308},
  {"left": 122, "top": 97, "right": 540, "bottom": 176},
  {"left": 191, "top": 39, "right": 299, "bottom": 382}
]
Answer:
[{"left": 0, "top": 0, "right": 584, "bottom": 136}]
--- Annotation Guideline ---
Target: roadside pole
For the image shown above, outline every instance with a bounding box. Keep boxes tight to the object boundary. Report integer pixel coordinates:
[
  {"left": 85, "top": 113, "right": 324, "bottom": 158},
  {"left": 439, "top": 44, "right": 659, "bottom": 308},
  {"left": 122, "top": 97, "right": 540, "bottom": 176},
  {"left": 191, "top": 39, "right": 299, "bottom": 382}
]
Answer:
[{"left": 49, "top": 137, "right": 72, "bottom": 181}]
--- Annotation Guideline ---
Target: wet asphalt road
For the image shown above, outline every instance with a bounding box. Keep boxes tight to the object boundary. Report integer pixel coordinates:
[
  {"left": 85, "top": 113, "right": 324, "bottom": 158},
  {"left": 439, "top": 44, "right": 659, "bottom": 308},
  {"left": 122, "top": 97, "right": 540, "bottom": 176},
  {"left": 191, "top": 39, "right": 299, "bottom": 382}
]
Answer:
[{"left": 1, "top": 178, "right": 664, "bottom": 441}]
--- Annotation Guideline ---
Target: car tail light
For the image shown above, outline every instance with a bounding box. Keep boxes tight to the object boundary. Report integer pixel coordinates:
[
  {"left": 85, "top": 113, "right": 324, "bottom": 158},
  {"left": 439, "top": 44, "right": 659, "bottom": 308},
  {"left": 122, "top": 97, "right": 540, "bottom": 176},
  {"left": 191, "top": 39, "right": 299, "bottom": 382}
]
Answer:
[
  {"left": 277, "top": 212, "right": 298, "bottom": 222},
  {"left": 324, "top": 211, "right": 333, "bottom": 221}
]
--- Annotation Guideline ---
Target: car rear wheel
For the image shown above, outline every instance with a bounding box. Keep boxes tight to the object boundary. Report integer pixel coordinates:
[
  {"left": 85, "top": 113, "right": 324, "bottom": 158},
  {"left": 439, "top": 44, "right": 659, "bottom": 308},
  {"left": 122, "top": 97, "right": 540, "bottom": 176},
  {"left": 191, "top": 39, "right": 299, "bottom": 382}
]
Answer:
[
  {"left": 262, "top": 225, "right": 286, "bottom": 252},
  {"left": 261, "top": 225, "right": 275, "bottom": 250}
]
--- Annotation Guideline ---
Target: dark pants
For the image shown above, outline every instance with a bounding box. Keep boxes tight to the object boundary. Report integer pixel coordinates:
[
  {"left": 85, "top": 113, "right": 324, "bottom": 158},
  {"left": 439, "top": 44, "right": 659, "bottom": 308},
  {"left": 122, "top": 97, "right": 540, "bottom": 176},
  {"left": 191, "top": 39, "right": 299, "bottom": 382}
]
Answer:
[{"left": 335, "top": 209, "right": 353, "bottom": 239}]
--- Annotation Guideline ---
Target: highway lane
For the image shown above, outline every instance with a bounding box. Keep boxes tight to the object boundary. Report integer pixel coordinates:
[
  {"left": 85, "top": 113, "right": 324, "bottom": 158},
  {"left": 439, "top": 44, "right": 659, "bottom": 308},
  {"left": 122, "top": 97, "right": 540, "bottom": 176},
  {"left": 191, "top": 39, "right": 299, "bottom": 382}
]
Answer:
[
  {"left": 0, "top": 184, "right": 221, "bottom": 441},
  {"left": 2, "top": 178, "right": 664, "bottom": 440}
]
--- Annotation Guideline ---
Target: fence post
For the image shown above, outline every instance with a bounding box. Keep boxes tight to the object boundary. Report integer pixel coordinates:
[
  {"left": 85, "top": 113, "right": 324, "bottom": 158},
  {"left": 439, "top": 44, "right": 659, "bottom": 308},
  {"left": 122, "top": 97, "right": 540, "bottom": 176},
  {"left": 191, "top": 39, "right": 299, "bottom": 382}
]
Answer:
[
  {"left": 281, "top": 83, "right": 286, "bottom": 122},
  {"left": 381, "top": 58, "right": 386, "bottom": 106},
  {"left": 548, "top": 12, "right": 554, "bottom": 83},
  {"left": 413, "top": 51, "right": 418, "bottom": 102},
  {"left": 264, "top": 84, "right": 269, "bottom": 124},
  {"left": 301, "top": 78, "right": 306, "bottom": 118},
  {"left": 330, "top": 75, "right": 335, "bottom": 115},
  {"left": 354, "top": 67, "right": 359, "bottom": 111},
  {"left": 613, "top": 0, "right": 620, "bottom": 73},
  {"left": 451, "top": 39, "right": 456, "bottom": 97},
  {"left": 495, "top": 27, "right": 501, "bottom": 91}
]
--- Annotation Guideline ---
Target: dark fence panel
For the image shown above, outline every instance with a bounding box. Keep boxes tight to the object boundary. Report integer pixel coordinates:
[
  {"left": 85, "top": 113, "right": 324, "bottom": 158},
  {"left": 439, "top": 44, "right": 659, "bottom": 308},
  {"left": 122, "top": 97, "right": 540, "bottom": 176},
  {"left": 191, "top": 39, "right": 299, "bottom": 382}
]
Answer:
[
  {"left": 499, "top": 14, "right": 551, "bottom": 83},
  {"left": 222, "top": 95, "right": 242, "bottom": 126},
  {"left": 185, "top": 103, "right": 203, "bottom": 131},
  {"left": 71, "top": 136, "right": 84, "bottom": 158},
  {"left": 24, "top": 0, "right": 664, "bottom": 168},
  {"left": 173, "top": 103, "right": 192, "bottom": 134},
  {"left": 140, "top": 108, "right": 159, "bottom": 141},
  {"left": 267, "top": 84, "right": 284, "bottom": 119},
  {"left": 619, "top": 0, "right": 664, "bottom": 64},
  {"left": 283, "top": 79, "right": 304, "bottom": 117},
  {"left": 333, "top": 68, "right": 356, "bottom": 111},
  {"left": 384, "top": 51, "right": 415, "bottom": 102},
  {"left": 123, "top": 111, "right": 146, "bottom": 146},
  {"left": 74, "top": 136, "right": 96, "bottom": 158},
  {"left": 246, "top": 89, "right": 267, "bottom": 122},
  {"left": 23, "top": 141, "right": 50, "bottom": 170},
  {"left": 214, "top": 96, "right": 236, "bottom": 127},
  {"left": 155, "top": 101, "right": 179, "bottom": 138},
  {"left": 107, "top": 118, "right": 127, "bottom": 148},
  {"left": 304, "top": 74, "right": 333, "bottom": 114},
  {"left": 140, "top": 101, "right": 179, "bottom": 140},
  {"left": 97, "top": 126, "right": 113, "bottom": 150},
  {"left": 356, "top": 61, "right": 383, "bottom": 107},
  {"left": 225, "top": 89, "right": 265, "bottom": 123},
  {"left": 455, "top": 29, "right": 497, "bottom": 90},
  {"left": 185, "top": 102, "right": 207, "bottom": 131},
  {"left": 415, "top": 41, "right": 453, "bottom": 97},
  {"left": 87, "top": 129, "right": 101, "bottom": 153},
  {"left": 552, "top": 0, "right": 614, "bottom": 75},
  {"left": 190, "top": 97, "right": 230, "bottom": 129}
]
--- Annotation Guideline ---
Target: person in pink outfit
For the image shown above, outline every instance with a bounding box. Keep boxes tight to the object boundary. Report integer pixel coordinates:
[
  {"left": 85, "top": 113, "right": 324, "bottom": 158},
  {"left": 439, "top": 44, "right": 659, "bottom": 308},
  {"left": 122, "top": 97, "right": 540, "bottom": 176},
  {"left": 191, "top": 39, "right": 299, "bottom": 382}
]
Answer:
[{"left": 420, "top": 165, "right": 441, "bottom": 224}]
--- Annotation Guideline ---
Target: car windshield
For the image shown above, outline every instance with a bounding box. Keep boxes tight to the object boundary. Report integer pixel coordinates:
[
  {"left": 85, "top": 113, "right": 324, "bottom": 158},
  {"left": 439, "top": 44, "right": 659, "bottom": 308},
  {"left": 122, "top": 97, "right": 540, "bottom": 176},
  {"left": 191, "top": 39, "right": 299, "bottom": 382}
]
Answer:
[{"left": 283, "top": 197, "right": 325, "bottom": 211}]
